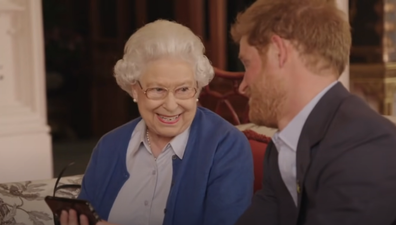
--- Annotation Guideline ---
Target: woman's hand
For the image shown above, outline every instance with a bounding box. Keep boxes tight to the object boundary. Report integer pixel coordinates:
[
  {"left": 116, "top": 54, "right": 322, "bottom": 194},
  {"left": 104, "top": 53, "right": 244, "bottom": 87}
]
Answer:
[
  {"left": 96, "top": 221, "right": 116, "bottom": 225},
  {"left": 59, "top": 209, "right": 117, "bottom": 225},
  {"left": 60, "top": 209, "right": 89, "bottom": 225}
]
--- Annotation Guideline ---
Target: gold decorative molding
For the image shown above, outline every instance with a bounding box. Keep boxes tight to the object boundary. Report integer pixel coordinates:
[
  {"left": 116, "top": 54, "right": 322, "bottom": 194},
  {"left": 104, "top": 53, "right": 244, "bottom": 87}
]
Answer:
[
  {"left": 350, "top": 63, "right": 396, "bottom": 78},
  {"left": 383, "top": 1, "right": 396, "bottom": 61},
  {"left": 350, "top": 62, "right": 396, "bottom": 115}
]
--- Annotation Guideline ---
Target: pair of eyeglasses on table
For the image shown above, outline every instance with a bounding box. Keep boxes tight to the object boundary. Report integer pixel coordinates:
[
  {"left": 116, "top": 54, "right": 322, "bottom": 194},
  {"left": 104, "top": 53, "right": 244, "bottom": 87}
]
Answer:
[{"left": 46, "top": 162, "right": 101, "bottom": 225}]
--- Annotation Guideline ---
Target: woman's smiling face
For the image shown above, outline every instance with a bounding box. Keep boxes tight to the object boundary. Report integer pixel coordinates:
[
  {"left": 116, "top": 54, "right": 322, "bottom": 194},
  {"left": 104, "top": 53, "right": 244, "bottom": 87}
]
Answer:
[{"left": 132, "top": 57, "right": 198, "bottom": 138}]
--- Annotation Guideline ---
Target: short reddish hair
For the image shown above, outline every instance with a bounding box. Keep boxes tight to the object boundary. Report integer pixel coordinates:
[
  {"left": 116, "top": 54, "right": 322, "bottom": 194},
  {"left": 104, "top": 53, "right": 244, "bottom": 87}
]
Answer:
[{"left": 231, "top": 0, "right": 351, "bottom": 77}]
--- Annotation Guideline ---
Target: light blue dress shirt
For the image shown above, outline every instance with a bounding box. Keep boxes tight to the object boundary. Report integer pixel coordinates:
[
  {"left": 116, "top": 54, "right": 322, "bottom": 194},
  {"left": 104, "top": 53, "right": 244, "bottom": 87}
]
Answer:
[
  {"left": 108, "top": 120, "right": 190, "bottom": 225},
  {"left": 272, "top": 81, "right": 337, "bottom": 205}
]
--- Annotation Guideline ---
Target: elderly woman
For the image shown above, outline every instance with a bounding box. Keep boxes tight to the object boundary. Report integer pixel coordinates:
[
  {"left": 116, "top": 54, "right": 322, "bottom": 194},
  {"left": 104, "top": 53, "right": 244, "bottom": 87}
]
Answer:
[{"left": 60, "top": 19, "right": 253, "bottom": 225}]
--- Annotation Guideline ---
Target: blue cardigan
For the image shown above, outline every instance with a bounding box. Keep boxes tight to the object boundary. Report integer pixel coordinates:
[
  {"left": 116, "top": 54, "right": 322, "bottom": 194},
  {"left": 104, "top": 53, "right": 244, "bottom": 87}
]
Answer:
[{"left": 78, "top": 107, "right": 254, "bottom": 225}]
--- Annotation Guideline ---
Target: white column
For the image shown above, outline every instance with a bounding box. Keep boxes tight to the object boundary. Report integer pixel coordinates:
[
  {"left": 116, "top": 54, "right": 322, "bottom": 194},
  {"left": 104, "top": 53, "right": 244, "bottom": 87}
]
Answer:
[
  {"left": 336, "top": 0, "right": 350, "bottom": 90},
  {"left": 0, "top": 0, "right": 52, "bottom": 183}
]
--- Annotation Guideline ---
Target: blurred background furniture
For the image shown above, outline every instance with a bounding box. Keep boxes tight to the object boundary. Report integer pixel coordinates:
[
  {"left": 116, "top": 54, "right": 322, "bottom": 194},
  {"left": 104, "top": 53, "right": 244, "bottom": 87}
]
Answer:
[
  {"left": 199, "top": 67, "right": 249, "bottom": 125},
  {"left": 349, "top": 0, "right": 396, "bottom": 115}
]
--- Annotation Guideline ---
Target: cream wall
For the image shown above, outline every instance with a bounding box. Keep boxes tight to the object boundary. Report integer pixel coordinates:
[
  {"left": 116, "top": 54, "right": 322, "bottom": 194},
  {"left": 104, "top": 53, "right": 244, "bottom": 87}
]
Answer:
[
  {"left": 336, "top": 0, "right": 350, "bottom": 90},
  {"left": 0, "top": 0, "right": 52, "bottom": 183}
]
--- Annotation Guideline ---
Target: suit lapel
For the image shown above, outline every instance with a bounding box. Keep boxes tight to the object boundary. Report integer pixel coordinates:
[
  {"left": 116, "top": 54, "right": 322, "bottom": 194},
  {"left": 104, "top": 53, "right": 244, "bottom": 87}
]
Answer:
[
  {"left": 295, "top": 83, "right": 350, "bottom": 209},
  {"left": 268, "top": 141, "right": 293, "bottom": 196},
  {"left": 267, "top": 140, "right": 297, "bottom": 211}
]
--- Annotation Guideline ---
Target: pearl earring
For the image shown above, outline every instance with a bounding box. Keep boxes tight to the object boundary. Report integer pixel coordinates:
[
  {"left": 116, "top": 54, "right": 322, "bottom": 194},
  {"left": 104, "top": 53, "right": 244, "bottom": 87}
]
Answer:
[
  {"left": 196, "top": 99, "right": 199, "bottom": 102},
  {"left": 133, "top": 98, "right": 137, "bottom": 102}
]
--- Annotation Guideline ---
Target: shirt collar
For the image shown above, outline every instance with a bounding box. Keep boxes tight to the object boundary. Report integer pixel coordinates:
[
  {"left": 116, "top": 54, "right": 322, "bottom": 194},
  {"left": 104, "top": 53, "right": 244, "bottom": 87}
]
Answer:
[
  {"left": 169, "top": 126, "right": 190, "bottom": 159},
  {"left": 276, "top": 81, "right": 338, "bottom": 151},
  {"left": 131, "top": 119, "right": 190, "bottom": 159}
]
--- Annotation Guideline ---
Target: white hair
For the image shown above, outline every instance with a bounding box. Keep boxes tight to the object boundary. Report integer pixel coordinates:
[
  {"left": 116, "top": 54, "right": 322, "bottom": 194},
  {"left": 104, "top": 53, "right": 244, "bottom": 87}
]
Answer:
[{"left": 114, "top": 19, "right": 214, "bottom": 95}]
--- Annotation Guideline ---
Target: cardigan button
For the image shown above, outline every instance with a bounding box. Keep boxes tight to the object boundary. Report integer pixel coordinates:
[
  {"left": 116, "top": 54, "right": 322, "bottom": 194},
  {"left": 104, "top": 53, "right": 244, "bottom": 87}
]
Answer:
[
  {"left": 164, "top": 208, "right": 167, "bottom": 213},
  {"left": 172, "top": 155, "right": 177, "bottom": 160}
]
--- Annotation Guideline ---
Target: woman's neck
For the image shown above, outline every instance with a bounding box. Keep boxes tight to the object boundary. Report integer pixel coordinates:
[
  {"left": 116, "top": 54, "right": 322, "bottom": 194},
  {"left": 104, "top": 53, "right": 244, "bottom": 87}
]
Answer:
[{"left": 146, "top": 129, "right": 173, "bottom": 158}]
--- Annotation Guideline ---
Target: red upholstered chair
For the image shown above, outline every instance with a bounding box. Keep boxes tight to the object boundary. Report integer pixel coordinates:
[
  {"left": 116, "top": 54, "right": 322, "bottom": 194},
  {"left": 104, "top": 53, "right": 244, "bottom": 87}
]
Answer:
[
  {"left": 242, "top": 129, "right": 271, "bottom": 193},
  {"left": 198, "top": 67, "right": 249, "bottom": 125}
]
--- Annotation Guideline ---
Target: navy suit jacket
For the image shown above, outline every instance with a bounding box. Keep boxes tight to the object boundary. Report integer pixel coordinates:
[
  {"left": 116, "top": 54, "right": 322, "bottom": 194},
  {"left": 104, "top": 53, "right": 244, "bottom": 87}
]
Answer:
[{"left": 236, "top": 83, "right": 396, "bottom": 225}]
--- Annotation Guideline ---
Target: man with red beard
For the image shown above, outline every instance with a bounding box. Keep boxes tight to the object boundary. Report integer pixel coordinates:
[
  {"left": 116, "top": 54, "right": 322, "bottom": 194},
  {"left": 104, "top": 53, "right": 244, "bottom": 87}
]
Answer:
[{"left": 232, "top": 0, "right": 396, "bottom": 225}]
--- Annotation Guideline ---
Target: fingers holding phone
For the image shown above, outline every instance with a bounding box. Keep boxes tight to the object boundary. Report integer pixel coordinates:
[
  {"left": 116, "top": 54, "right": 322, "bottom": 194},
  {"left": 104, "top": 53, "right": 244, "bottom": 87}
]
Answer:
[
  {"left": 45, "top": 196, "right": 102, "bottom": 225},
  {"left": 60, "top": 209, "right": 90, "bottom": 225}
]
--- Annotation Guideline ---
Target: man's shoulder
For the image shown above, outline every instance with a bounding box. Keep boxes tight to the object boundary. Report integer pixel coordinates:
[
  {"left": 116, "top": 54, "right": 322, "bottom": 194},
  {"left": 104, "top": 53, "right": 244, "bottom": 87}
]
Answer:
[
  {"left": 337, "top": 95, "right": 395, "bottom": 131},
  {"left": 326, "top": 94, "right": 396, "bottom": 145},
  {"left": 307, "top": 95, "right": 396, "bottom": 180}
]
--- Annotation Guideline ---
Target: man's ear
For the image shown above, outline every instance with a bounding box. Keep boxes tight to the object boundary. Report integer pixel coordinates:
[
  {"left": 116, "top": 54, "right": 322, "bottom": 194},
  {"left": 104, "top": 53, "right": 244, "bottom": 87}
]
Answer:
[{"left": 270, "top": 35, "right": 288, "bottom": 68}]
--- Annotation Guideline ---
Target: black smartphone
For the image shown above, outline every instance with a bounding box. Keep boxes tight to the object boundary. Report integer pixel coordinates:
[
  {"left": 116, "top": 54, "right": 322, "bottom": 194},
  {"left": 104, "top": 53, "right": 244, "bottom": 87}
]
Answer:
[{"left": 45, "top": 196, "right": 101, "bottom": 225}]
